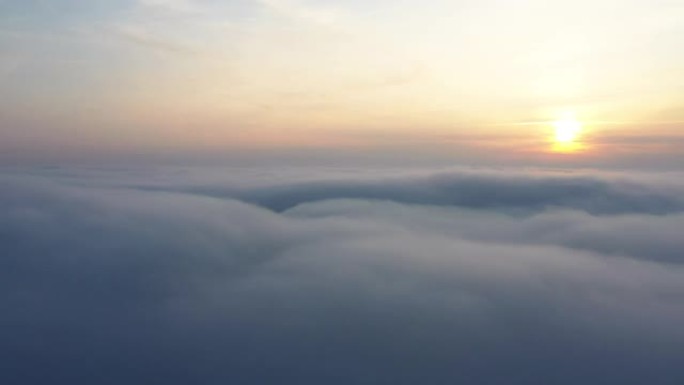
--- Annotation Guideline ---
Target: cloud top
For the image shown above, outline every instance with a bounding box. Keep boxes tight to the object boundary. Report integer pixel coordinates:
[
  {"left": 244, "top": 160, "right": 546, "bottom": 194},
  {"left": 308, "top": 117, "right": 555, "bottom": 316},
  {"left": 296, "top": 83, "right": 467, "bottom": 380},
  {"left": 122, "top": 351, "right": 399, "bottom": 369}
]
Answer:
[{"left": 2, "top": 166, "right": 684, "bottom": 384}]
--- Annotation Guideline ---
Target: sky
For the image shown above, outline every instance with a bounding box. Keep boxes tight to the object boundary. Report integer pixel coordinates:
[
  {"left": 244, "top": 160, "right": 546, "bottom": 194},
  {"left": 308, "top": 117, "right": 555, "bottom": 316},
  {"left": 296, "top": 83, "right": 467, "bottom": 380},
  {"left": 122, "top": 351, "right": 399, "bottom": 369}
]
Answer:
[
  {"left": 1, "top": 0, "right": 683, "bottom": 165},
  {"left": 2, "top": 2, "right": 684, "bottom": 383}
]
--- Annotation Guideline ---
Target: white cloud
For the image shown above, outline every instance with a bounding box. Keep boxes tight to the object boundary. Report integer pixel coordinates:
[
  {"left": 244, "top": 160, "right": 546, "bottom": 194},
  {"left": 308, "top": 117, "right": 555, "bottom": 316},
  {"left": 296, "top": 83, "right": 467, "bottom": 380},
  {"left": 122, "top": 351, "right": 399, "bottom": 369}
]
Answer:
[
  {"left": 138, "top": 0, "right": 203, "bottom": 14},
  {"left": 256, "top": 0, "right": 346, "bottom": 26},
  {"left": 2, "top": 165, "right": 684, "bottom": 384}
]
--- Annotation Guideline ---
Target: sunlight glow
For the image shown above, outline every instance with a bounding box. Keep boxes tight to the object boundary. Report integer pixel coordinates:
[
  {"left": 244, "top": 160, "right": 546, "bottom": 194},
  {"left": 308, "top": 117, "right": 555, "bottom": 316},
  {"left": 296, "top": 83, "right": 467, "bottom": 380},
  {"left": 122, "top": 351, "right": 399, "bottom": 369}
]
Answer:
[
  {"left": 554, "top": 117, "right": 581, "bottom": 143},
  {"left": 551, "top": 114, "right": 585, "bottom": 153}
]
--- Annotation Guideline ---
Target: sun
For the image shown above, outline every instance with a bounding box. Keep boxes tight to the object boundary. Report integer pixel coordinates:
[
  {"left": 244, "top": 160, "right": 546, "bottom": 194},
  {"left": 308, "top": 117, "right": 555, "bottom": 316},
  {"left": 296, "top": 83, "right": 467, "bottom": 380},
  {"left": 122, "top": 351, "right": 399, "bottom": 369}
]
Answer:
[
  {"left": 554, "top": 117, "right": 581, "bottom": 143},
  {"left": 551, "top": 114, "right": 584, "bottom": 153}
]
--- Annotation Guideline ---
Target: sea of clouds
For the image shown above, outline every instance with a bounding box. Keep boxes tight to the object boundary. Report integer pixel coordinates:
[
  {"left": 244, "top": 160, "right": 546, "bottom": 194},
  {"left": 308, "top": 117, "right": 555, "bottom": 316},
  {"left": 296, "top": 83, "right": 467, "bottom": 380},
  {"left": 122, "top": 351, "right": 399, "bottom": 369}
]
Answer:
[{"left": 2, "top": 164, "right": 684, "bottom": 384}]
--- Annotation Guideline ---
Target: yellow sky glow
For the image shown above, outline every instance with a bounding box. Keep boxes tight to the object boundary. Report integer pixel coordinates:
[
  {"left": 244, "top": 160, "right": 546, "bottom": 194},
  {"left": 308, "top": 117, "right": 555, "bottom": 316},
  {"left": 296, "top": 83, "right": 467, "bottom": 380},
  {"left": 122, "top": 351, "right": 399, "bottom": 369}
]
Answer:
[{"left": 1, "top": 0, "right": 683, "bottom": 163}]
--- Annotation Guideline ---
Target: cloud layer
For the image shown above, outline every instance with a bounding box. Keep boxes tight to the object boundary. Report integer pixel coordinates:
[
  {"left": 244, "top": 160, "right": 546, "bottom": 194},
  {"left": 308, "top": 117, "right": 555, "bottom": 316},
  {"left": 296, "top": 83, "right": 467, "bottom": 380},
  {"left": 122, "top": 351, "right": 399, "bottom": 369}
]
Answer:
[{"left": 2, "top": 166, "right": 684, "bottom": 384}]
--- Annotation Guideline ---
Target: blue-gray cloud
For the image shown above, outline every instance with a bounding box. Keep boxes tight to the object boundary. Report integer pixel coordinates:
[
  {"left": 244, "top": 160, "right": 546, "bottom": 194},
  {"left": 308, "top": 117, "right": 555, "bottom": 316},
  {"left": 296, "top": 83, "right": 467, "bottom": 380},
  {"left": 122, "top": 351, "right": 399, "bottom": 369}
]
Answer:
[
  {"left": 1, "top": 166, "right": 684, "bottom": 384},
  {"left": 176, "top": 170, "right": 684, "bottom": 215}
]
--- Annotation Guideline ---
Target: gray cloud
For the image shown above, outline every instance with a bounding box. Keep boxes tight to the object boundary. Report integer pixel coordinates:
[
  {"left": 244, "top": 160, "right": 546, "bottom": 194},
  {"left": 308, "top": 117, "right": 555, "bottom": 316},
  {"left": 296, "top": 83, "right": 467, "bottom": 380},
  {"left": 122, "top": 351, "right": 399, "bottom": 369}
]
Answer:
[
  {"left": 172, "top": 169, "right": 684, "bottom": 215},
  {"left": 1, "top": 166, "right": 684, "bottom": 384}
]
